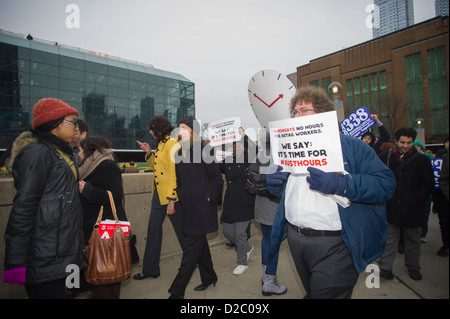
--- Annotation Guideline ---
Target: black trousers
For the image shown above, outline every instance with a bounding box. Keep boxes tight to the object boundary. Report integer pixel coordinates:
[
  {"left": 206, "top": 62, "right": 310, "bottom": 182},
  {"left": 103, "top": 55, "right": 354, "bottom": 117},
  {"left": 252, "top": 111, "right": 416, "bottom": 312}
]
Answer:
[
  {"left": 25, "top": 278, "right": 67, "bottom": 299},
  {"left": 168, "top": 234, "right": 217, "bottom": 298},
  {"left": 287, "top": 225, "right": 358, "bottom": 299},
  {"left": 141, "top": 189, "right": 185, "bottom": 276}
]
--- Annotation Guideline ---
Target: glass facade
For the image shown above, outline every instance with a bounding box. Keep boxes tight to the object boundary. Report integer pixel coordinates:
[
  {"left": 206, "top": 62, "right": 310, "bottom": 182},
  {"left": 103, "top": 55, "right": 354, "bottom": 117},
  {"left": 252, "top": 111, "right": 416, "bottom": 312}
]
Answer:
[{"left": 0, "top": 32, "right": 195, "bottom": 151}]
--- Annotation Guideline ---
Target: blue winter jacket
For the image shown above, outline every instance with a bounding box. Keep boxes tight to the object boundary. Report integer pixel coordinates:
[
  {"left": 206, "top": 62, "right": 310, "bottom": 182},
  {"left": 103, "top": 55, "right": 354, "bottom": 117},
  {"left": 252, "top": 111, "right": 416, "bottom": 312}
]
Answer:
[{"left": 268, "top": 134, "right": 396, "bottom": 273}]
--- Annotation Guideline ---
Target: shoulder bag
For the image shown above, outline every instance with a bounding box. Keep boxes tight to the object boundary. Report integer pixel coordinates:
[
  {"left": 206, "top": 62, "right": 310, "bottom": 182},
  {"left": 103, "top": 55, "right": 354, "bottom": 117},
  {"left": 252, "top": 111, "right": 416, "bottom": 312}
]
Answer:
[
  {"left": 84, "top": 190, "right": 131, "bottom": 285},
  {"left": 245, "top": 158, "right": 270, "bottom": 197}
]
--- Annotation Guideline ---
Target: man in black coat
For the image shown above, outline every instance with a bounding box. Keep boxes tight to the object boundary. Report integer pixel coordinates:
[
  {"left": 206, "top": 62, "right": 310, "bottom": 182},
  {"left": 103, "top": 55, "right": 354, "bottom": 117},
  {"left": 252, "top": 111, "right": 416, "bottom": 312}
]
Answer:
[{"left": 378, "top": 127, "right": 435, "bottom": 281}]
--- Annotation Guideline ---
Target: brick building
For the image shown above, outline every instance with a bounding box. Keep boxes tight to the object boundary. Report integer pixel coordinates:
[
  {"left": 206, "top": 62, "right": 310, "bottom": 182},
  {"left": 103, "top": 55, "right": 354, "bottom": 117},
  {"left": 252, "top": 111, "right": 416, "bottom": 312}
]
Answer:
[{"left": 296, "top": 16, "right": 449, "bottom": 144}]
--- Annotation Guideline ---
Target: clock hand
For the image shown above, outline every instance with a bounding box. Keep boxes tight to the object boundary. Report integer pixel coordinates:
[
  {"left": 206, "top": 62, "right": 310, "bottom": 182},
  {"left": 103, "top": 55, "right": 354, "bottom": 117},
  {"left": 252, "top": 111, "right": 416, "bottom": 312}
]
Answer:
[
  {"left": 254, "top": 94, "right": 270, "bottom": 107},
  {"left": 268, "top": 94, "right": 283, "bottom": 108}
]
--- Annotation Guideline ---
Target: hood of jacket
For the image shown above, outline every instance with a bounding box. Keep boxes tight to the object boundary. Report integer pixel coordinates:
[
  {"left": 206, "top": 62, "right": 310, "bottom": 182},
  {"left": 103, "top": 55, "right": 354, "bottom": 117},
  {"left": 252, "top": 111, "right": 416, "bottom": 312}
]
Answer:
[
  {"left": 361, "top": 131, "right": 376, "bottom": 146},
  {"left": 413, "top": 139, "right": 426, "bottom": 152},
  {"left": 5, "top": 131, "right": 38, "bottom": 173}
]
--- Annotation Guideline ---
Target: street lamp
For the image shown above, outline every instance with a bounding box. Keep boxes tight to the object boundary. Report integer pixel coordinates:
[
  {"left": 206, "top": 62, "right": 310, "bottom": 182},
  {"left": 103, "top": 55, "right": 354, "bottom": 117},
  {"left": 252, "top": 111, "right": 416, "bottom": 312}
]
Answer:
[
  {"left": 415, "top": 118, "right": 424, "bottom": 126},
  {"left": 328, "top": 82, "right": 344, "bottom": 122},
  {"left": 415, "top": 118, "right": 425, "bottom": 147}
]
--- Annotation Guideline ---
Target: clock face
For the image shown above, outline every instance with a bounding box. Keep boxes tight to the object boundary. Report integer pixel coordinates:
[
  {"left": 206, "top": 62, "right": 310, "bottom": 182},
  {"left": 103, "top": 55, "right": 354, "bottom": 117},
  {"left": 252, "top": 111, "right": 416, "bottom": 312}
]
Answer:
[{"left": 248, "top": 70, "right": 296, "bottom": 128}]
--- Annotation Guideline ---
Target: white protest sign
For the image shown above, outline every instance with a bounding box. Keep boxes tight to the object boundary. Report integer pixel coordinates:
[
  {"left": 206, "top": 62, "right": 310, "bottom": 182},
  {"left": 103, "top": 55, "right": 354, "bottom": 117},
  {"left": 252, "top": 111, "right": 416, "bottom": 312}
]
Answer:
[
  {"left": 208, "top": 117, "right": 241, "bottom": 147},
  {"left": 340, "top": 106, "right": 376, "bottom": 137},
  {"left": 269, "top": 111, "right": 344, "bottom": 173}
]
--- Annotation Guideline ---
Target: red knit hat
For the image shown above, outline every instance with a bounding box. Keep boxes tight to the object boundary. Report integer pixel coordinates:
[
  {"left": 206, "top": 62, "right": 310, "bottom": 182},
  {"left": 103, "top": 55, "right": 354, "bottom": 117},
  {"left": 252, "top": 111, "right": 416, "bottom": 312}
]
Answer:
[{"left": 32, "top": 98, "right": 79, "bottom": 128}]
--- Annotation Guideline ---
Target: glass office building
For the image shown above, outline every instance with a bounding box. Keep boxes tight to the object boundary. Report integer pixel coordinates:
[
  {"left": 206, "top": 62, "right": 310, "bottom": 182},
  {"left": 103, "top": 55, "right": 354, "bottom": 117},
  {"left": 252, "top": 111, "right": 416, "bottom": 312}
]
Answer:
[{"left": 0, "top": 30, "right": 195, "bottom": 153}]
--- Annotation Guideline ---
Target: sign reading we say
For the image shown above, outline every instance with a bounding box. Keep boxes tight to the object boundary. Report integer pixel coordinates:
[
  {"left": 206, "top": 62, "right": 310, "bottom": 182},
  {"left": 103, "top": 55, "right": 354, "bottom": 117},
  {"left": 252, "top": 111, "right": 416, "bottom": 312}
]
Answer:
[
  {"left": 340, "top": 106, "right": 376, "bottom": 137},
  {"left": 207, "top": 117, "right": 241, "bottom": 147},
  {"left": 269, "top": 111, "right": 344, "bottom": 173}
]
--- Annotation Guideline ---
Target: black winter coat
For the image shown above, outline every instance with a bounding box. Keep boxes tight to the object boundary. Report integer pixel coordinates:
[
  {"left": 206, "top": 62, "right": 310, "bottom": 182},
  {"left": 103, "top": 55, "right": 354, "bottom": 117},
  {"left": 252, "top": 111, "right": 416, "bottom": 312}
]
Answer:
[
  {"left": 219, "top": 152, "right": 255, "bottom": 223},
  {"left": 80, "top": 160, "right": 128, "bottom": 245},
  {"left": 4, "top": 132, "right": 85, "bottom": 285},
  {"left": 175, "top": 142, "right": 223, "bottom": 236},
  {"left": 379, "top": 148, "right": 435, "bottom": 228}
]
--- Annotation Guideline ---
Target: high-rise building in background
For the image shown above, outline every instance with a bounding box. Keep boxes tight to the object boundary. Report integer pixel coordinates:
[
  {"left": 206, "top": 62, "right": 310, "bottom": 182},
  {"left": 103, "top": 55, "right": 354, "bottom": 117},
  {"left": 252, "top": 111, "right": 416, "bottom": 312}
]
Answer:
[
  {"left": 372, "top": 0, "right": 415, "bottom": 38},
  {"left": 435, "top": 0, "right": 449, "bottom": 17}
]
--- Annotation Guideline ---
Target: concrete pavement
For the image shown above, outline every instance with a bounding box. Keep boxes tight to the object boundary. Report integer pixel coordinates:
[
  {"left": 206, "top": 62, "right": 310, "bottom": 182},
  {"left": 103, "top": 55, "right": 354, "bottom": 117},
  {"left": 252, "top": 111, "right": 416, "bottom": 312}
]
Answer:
[{"left": 113, "top": 212, "right": 448, "bottom": 300}]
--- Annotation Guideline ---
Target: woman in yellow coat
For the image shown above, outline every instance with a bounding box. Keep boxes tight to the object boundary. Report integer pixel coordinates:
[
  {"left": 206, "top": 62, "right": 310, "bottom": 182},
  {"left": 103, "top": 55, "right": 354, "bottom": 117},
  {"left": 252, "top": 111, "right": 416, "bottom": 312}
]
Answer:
[{"left": 133, "top": 116, "right": 185, "bottom": 280}]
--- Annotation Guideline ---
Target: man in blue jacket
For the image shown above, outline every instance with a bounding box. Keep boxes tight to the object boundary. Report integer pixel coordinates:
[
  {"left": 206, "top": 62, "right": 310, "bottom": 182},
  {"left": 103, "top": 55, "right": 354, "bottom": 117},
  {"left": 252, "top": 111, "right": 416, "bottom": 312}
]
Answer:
[{"left": 267, "top": 86, "right": 396, "bottom": 299}]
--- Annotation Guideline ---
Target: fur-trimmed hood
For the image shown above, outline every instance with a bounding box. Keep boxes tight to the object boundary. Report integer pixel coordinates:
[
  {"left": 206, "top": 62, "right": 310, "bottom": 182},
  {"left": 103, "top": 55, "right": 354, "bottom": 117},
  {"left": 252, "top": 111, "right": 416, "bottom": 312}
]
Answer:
[{"left": 5, "top": 131, "right": 38, "bottom": 173}]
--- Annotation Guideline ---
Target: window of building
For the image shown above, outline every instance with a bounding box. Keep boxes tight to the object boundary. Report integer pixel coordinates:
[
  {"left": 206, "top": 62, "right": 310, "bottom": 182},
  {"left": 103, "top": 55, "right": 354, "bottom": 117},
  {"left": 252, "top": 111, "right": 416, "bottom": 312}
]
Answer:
[
  {"left": 427, "top": 46, "right": 448, "bottom": 139},
  {"left": 345, "top": 79, "right": 353, "bottom": 111},
  {"left": 321, "top": 77, "right": 331, "bottom": 97},
  {"left": 309, "top": 80, "right": 319, "bottom": 88},
  {"left": 353, "top": 77, "right": 361, "bottom": 110},
  {"left": 405, "top": 52, "right": 424, "bottom": 127},
  {"left": 362, "top": 75, "right": 370, "bottom": 110},
  {"left": 376, "top": 70, "right": 390, "bottom": 131},
  {"left": 370, "top": 73, "right": 378, "bottom": 113}
]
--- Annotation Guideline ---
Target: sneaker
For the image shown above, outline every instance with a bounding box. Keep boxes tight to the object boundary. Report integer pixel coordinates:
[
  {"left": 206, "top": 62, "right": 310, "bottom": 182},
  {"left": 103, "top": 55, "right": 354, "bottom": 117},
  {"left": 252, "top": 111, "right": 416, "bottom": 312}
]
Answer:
[
  {"left": 408, "top": 269, "right": 422, "bottom": 281},
  {"left": 380, "top": 269, "right": 394, "bottom": 280},
  {"left": 421, "top": 237, "right": 428, "bottom": 243},
  {"left": 233, "top": 265, "right": 248, "bottom": 275}
]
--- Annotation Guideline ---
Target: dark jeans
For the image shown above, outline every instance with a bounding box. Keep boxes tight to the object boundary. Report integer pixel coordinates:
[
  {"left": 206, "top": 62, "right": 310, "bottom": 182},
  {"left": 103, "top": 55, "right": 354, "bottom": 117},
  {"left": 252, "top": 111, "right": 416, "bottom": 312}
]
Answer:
[
  {"left": 261, "top": 224, "right": 280, "bottom": 276},
  {"left": 141, "top": 189, "right": 185, "bottom": 276}
]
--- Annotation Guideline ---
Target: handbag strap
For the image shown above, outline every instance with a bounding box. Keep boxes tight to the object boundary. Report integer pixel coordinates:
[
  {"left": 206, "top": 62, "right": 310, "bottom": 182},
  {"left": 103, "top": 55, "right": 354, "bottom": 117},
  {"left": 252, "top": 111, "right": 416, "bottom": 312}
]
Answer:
[
  {"left": 106, "top": 190, "right": 120, "bottom": 224},
  {"left": 94, "top": 190, "right": 120, "bottom": 228}
]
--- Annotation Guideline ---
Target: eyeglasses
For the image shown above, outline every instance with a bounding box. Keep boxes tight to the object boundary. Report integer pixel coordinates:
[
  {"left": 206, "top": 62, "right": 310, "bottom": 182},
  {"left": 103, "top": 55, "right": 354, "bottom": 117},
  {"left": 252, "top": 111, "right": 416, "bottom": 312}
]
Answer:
[
  {"left": 291, "top": 109, "right": 315, "bottom": 117},
  {"left": 63, "top": 119, "right": 78, "bottom": 127}
]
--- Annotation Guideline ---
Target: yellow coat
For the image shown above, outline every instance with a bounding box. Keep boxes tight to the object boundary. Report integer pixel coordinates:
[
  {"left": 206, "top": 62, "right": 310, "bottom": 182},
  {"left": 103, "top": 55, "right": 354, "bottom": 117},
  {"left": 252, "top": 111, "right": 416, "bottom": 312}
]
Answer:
[{"left": 145, "top": 136, "right": 180, "bottom": 205}]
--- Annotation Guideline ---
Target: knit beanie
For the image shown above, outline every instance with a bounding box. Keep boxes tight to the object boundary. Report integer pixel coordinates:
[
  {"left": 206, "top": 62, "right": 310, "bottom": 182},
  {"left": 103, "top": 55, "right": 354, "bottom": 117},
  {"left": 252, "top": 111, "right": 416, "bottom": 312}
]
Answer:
[
  {"left": 178, "top": 116, "right": 195, "bottom": 131},
  {"left": 32, "top": 98, "right": 79, "bottom": 128}
]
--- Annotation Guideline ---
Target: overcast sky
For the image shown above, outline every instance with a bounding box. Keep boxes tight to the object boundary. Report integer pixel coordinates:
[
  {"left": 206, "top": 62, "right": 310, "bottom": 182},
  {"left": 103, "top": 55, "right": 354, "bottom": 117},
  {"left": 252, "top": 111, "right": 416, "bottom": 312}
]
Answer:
[{"left": 0, "top": 0, "right": 437, "bottom": 138}]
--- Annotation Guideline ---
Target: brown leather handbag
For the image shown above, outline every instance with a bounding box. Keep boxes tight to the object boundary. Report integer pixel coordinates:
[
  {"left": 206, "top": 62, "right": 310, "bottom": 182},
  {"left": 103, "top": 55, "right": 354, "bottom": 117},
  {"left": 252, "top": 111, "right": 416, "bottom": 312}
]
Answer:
[{"left": 84, "top": 191, "right": 131, "bottom": 285}]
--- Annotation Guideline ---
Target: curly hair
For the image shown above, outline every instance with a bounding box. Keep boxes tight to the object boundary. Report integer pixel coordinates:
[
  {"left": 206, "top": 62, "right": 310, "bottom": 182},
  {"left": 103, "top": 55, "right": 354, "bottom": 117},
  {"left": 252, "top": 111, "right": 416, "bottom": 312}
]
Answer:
[
  {"left": 394, "top": 127, "right": 417, "bottom": 142},
  {"left": 290, "top": 86, "right": 334, "bottom": 116},
  {"left": 148, "top": 116, "right": 174, "bottom": 143}
]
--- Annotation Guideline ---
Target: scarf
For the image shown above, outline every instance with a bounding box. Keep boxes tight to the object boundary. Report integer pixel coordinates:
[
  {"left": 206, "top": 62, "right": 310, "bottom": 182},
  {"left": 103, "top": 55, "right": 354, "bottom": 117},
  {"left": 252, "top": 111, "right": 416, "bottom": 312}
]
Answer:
[
  {"left": 35, "top": 131, "right": 78, "bottom": 179},
  {"left": 392, "top": 146, "right": 416, "bottom": 165},
  {"left": 78, "top": 148, "right": 115, "bottom": 180},
  {"left": 35, "top": 131, "right": 74, "bottom": 156}
]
